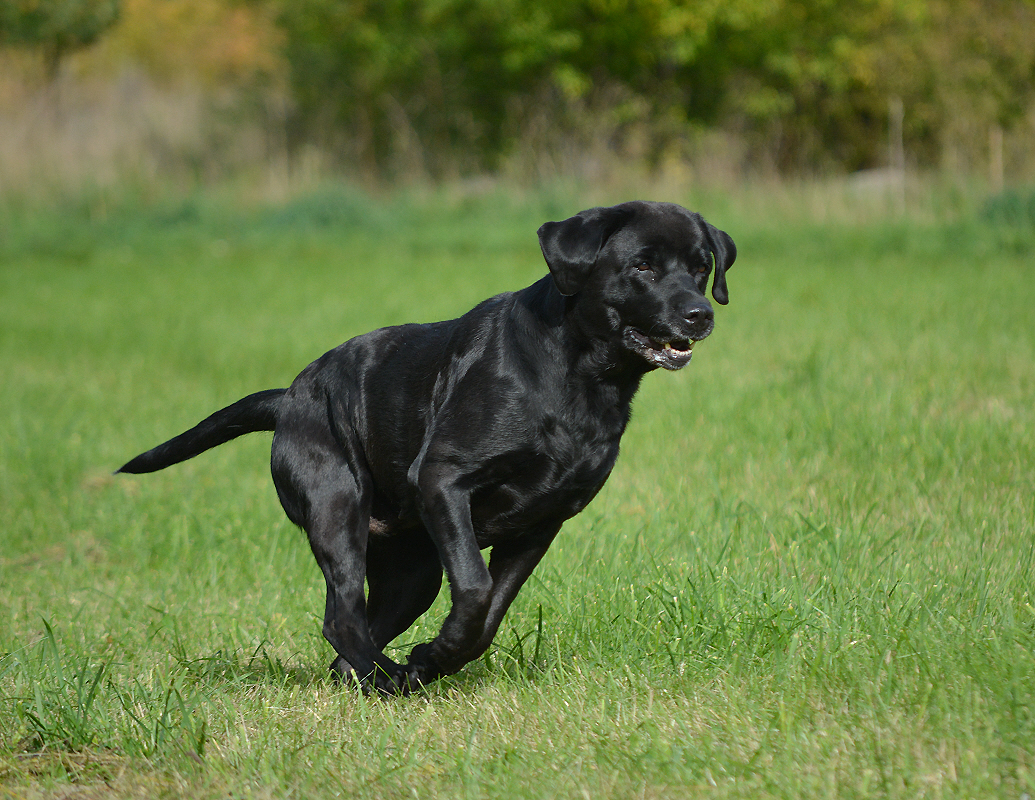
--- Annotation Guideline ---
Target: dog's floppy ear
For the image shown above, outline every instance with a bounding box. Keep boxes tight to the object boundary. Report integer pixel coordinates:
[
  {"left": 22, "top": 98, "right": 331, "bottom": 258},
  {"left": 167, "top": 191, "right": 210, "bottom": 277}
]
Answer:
[
  {"left": 704, "top": 223, "right": 736, "bottom": 305},
  {"left": 538, "top": 205, "right": 633, "bottom": 296}
]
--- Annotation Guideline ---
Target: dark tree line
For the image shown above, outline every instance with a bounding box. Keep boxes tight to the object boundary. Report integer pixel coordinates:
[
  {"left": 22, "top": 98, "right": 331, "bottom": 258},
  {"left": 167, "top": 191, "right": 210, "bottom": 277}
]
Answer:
[
  {"left": 5, "top": 0, "right": 1033, "bottom": 178},
  {"left": 263, "top": 0, "right": 1034, "bottom": 177}
]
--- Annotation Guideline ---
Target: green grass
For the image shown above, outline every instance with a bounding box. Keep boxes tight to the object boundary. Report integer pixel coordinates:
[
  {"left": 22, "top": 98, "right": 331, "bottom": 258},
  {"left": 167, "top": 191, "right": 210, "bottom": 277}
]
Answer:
[{"left": 2, "top": 182, "right": 1034, "bottom": 798}]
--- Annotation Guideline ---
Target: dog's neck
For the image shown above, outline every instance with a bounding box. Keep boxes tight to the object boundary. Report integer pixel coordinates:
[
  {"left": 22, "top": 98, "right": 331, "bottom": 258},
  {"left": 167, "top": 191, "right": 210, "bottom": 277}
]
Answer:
[{"left": 515, "top": 275, "right": 646, "bottom": 415}]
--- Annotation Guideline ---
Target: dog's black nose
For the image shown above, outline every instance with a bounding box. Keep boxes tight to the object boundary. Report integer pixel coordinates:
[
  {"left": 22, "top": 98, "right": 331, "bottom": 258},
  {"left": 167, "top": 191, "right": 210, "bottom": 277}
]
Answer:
[{"left": 684, "top": 302, "right": 714, "bottom": 336}]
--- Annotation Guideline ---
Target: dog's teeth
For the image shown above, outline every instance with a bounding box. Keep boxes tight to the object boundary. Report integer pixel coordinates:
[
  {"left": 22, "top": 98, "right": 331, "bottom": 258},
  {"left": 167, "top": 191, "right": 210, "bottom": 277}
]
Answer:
[{"left": 663, "top": 343, "right": 672, "bottom": 350}]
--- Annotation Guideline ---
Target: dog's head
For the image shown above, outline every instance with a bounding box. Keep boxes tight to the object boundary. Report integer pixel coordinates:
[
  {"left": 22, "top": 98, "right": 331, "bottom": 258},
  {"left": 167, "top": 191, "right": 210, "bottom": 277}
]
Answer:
[{"left": 538, "top": 201, "right": 736, "bottom": 371}]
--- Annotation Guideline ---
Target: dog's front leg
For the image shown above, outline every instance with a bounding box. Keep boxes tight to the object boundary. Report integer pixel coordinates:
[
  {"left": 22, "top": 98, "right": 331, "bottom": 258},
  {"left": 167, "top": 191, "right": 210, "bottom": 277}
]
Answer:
[
  {"left": 409, "top": 462, "right": 493, "bottom": 680},
  {"left": 407, "top": 523, "right": 559, "bottom": 681},
  {"left": 464, "top": 526, "right": 560, "bottom": 660}
]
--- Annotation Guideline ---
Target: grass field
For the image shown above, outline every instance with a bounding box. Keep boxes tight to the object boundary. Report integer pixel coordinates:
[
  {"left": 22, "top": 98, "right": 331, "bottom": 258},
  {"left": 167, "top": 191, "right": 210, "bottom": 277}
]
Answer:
[{"left": 1, "top": 182, "right": 1034, "bottom": 798}]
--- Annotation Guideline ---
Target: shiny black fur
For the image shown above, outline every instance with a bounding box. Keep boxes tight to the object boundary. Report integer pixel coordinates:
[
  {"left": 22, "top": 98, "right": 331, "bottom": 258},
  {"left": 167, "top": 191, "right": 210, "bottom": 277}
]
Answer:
[{"left": 118, "top": 201, "right": 736, "bottom": 694}]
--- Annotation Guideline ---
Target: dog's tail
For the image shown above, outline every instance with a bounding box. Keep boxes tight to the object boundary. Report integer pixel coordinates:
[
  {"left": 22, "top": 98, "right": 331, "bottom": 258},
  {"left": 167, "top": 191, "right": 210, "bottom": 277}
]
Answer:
[{"left": 116, "top": 388, "right": 287, "bottom": 474}]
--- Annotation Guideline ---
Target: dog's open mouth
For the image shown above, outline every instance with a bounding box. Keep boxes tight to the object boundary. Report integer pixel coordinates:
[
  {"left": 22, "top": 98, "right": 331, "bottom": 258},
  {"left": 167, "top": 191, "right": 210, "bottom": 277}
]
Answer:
[{"left": 624, "top": 329, "right": 696, "bottom": 370}]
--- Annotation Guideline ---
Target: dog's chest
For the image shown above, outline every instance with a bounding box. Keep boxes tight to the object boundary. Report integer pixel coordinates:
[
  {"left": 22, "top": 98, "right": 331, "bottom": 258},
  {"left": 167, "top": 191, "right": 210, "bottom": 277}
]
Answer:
[
  {"left": 541, "top": 407, "right": 623, "bottom": 483},
  {"left": 468, "top": 406, "right": 626, "bottom": 540}
]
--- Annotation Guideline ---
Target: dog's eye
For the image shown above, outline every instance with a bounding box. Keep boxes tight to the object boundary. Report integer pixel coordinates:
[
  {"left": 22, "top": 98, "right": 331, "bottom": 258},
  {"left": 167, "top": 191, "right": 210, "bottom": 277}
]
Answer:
[{"left": 635, "top": 261, "right": 652, "bottom": 272}]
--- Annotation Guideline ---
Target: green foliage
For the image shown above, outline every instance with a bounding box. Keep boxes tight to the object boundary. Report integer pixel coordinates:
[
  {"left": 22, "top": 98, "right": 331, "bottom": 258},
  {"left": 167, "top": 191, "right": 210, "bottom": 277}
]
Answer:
[
  {"left": 0, "top": 0, "right": 120, "bottom": 75},
  {"left": 269, "top": 0, "right": 755, "bottom": 176},
  {"left": 3, "top": 0, "right": 1031, "bottom": 182},
  {"left": 707, "top": 0, "right": 930, "bottom": 170},
  {"left": 264, "top": 0, "right": 1035, "bottom": 177}
]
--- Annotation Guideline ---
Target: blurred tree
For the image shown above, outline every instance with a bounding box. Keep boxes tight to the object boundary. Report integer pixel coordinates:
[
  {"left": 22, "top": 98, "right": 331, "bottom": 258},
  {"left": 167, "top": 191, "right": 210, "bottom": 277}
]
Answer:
[
  {"left": 97, "top": 0, "right": 282, "bottom": 87},
  {"left": 923, "top": 0, "right": 1035, "bottom": 173},
  {"left": 0, "top": 0, "right": 120, "bottom": 78},
  {"left": 267, "top": 0, "right": 745, "bottom": 177},
  {"left": 703, "top": 0, "right": 932, "bottom": 172},
  {"left": 5, "top": 0, "right": 1031, "bottom": 178}
]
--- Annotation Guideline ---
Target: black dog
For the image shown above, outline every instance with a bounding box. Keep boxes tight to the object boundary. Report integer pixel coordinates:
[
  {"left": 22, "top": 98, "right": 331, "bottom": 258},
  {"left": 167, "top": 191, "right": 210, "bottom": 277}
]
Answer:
[{"left": 118, "top": 201, "right": 735, "bottom": 694}]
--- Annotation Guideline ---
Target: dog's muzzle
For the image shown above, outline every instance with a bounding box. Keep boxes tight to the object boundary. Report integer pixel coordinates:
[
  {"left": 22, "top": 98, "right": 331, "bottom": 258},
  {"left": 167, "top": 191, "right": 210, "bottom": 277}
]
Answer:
[
  {"left": 623, "top": 300, "right": 715, "bottom": 371},
  {"left": 624, "top": 329, "right": 697, "bottom": 370}
]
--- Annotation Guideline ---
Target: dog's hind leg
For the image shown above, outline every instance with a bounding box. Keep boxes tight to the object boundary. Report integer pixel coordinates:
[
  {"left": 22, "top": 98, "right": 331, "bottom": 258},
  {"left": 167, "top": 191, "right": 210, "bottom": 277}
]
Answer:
[
  {"left": 272, "top": 428, "right": 415, "bottom": 694},
  {"left": 365, "top": 527, "right": 443, "bottom": 651}
]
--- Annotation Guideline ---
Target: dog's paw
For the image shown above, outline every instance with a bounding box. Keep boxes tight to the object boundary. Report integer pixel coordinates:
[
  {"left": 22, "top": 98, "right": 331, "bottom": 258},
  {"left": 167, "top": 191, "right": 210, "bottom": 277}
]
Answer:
[
  {"left": 406, "top": 643, "right": 446, "bottom": 684},
  {"left": 330, "top": 655, "right": 425, "bottom": 696}
]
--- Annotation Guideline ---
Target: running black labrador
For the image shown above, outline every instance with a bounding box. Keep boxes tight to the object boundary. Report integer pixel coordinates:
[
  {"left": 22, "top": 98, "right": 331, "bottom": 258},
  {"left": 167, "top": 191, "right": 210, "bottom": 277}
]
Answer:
[{"left": 118, "top": 201, "right": 735, "bottom": 694}]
